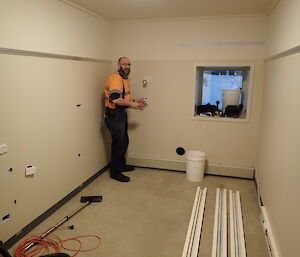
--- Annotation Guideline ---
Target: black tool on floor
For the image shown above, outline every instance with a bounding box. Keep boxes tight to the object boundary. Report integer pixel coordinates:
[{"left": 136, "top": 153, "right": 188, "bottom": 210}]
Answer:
[
  {"left": 21, "top": 195, "right": 103, "bottom": 254},
  {"left": 80, "top": 195, "right": 102, "bottom": 203},
  {"left": 0, "top": 244, "right": 12, "bottom": 257}
]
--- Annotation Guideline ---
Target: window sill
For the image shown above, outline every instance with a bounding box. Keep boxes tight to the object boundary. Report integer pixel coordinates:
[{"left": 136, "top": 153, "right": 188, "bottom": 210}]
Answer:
[{"left": 191, "top": 115, "right": 249, "bottom": 123}]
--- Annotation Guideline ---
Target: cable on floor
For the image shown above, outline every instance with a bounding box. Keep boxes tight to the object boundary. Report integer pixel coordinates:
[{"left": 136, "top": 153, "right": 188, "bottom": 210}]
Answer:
[{"left": 14, "top": 226, "right": 101, "bottom": 257}]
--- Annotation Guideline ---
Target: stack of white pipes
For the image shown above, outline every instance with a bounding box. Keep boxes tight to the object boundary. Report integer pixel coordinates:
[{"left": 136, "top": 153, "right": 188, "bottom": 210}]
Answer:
[
  {"left": 182, "top": 187, "right": 246, "bottom": 257},
  {"left": 181, "top": 187, "right": 207, "bottom": 257}
]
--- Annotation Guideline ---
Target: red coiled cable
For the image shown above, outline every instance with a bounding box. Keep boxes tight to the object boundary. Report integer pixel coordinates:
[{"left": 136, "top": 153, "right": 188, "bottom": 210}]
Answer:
[{"left": 14, "top": 226, "right": 101, "bottom": 257}]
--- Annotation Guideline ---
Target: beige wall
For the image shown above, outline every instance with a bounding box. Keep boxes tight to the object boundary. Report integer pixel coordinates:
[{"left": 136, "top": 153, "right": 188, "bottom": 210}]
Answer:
[
  {"left": 0, "top": 0, "right": 111, "bottom": 241},
  {"left": 127, "top": 60, "right": 264, "bottom": 167},
  {"left": 257, "top": 1, "right": 300, "bottom": 257},
  {"left": 111, "top": 15, "right": 266, "bottom": 61},
  {"left": 0, "top": 0, "right": 111, "bottom": 59},
  {"left": 267, "top": 0, "right": 300, "bottom": 56},
  {"left": 258, "top": 54, "right": 299, "bottom": 257},
  {"left": 110, "top": 16, "right": 266, "bottom": 173}
]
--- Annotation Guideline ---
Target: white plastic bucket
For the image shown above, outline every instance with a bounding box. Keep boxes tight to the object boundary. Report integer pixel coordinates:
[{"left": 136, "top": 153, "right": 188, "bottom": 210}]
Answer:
[
  {"left": 186, "top": 150, "right": 206, "bottom": 182},
  {"left": 222, "top": 89, "right": 241, "bottom": 111}
]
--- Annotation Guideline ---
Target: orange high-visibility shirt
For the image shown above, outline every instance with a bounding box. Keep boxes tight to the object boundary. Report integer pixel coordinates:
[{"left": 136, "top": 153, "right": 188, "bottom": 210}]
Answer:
[{"left": 104, "top": 72, "right": 132, "bottom": 109}]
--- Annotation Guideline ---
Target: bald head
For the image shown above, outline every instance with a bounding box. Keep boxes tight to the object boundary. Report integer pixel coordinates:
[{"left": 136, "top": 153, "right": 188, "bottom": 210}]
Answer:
[{"left": 118, "top": 57, "right": 129, "bottom": 64}]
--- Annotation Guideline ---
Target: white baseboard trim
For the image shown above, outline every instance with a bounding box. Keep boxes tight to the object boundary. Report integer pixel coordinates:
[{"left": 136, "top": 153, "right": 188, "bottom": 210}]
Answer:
[
  {"left": 127, "top": 155, "right": 254, "bottom": 179},
  {"left": 255, "top": 168, "right": 280, "bottom": 257},
  {"left": 254, "top": 167, "right": 263, "bottom": 206},
  {"left": 260, "top": 206, "right": 280, "bottom": 257}
]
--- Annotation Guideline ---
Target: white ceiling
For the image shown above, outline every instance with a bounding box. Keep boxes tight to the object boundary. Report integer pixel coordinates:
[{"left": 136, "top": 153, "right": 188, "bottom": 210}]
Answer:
[{"left": 63, "top": 0, "right": 277, "bottom": 21}]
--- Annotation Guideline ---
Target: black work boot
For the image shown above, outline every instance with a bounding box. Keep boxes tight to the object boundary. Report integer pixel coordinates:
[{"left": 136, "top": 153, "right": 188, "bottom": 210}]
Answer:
[
  {"left": 123, "top": 165, "right": 135, "bottom": 172},
  {"left": 110, "top": 172, "right": 130, "bottom": 182}
]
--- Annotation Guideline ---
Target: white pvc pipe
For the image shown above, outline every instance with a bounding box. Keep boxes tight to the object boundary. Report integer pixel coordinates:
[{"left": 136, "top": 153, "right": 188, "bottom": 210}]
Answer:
[
  {"left": 188, "top": 187, "right": 201, "bottom": 257},
  {"left": 182, "top": 186, "right": 201, "bottom": 257},
  {"left": 181, "top": 187, "right": 207, "bottom": 257},
  {"left": 211, "top": 188, "right": 220, "bottom": 257},
  {"left": 234, "top": 194, "right": 239, "bottom": 257},
  {"left": 222, "top": 189, "right": 227, "bottom": 257},
  {"left": 229, "top": 191, "right": 234, "bottom": 257},
  {"left": 191, "top": 187, "right": 207, "bottom": 256},
  {"left": 236, "top": 191, "right": 246, "bottom": 257},
  {"left": 229, "top": 190, "right": 247, "bottom": 257},
  {"left": 212, "top": 188, "right": 227, "bottom": 257}
]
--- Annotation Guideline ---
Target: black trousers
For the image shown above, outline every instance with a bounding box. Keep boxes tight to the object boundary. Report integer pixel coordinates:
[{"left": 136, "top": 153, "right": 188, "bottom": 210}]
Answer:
[{"left": 105, "top": 109, "right": 129, "bottom": 174}]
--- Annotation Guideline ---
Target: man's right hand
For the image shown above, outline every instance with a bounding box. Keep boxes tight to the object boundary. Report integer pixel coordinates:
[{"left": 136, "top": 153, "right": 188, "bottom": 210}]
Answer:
[
  {"left": 130, "top": 101, "right": 146, "bottom": 110},
  {"left": 112, "top": 97, "right": 147, "bottom": 110}
]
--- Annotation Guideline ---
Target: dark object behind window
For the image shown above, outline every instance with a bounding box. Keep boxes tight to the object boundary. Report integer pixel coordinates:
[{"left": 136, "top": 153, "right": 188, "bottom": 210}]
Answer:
[
  {"left": 196, "top": 101, "right": 220, "bottom": 116},
  {"left": 224, "top": 104, "right": 243, "bottom": 117}
]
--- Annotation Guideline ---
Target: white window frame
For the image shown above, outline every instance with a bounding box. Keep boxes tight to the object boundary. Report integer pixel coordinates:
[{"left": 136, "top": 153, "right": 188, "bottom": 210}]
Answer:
[{"left": 191, "top": 61, "right": 255, "bottom": 123}]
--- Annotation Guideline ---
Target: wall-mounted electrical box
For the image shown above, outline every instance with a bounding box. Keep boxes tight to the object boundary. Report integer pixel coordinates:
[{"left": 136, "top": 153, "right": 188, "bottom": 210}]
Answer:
[
  {"left": 142, "top": 77, "right": 150, "bottom": 87},
  {"left": 25, "top": 166, "right": 37, "bottom": 176},
  {"left": 0, "top": 144, "right": 8, "bottom": 155}
]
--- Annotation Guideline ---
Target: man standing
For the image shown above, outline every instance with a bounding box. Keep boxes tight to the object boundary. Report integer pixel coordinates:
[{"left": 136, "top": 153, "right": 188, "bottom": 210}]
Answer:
[{"left": 104, "top": 57, "right": 147, "bottom": 182}]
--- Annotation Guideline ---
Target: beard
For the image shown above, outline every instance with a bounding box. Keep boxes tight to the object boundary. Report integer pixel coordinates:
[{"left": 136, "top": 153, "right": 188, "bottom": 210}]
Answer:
[{"left": 118, "top": 67, "right": 130, "bottom": 79}]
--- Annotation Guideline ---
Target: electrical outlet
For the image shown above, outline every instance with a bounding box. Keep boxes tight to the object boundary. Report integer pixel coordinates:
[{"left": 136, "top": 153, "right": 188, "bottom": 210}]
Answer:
[
  {"left": 0, "top": 144, "right": 8, "bottom": 155},
  {"left": 25, "top": 166, "right": 37, "bottom": 176}
]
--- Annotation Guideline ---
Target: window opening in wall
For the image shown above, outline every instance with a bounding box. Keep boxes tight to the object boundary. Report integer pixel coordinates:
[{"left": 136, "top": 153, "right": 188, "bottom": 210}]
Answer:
[{"left": 195, "top": 66, "right": 251, "bottom": 119}]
